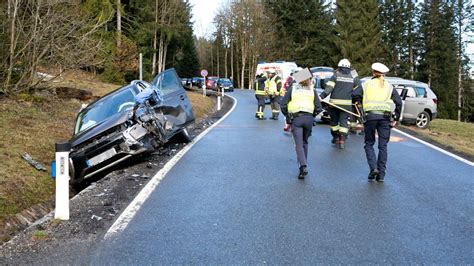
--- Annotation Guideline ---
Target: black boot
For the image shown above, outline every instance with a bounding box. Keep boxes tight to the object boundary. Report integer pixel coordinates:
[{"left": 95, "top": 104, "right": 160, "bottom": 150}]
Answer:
[
  {"left": 368, "top": 169, "right": 379, "bottom": 182},
  {"left": 331, "top": 131, "right": 339, "bottom": 144},
  {"left": 338, "top": 134, "right": 346, "bottom": 149},
  {"left": 376, "top": 173, "right": 384, "bottom": 182},
  {"left": 298, "top": 165, "right": 308, "bottom": 179}
]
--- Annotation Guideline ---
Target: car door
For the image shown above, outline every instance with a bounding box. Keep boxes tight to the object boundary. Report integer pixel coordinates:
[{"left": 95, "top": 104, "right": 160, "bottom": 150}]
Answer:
[
  {"left": 402, "top": 86, "right": 423, "bottom": 120},
  {"left": 152, "top": 69, "right": 195, "bottom": 136}
]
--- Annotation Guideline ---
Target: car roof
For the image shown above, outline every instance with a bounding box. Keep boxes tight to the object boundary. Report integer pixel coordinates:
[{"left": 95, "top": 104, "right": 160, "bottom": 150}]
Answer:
[{"left": 361, "top": 76, "right": 429, "bottom": 87}]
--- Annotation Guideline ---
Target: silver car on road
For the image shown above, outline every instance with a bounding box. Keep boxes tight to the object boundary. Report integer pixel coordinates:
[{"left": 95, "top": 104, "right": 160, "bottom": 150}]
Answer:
[{"left": 361, "top": 77, "right": 438, "bottom": 129}]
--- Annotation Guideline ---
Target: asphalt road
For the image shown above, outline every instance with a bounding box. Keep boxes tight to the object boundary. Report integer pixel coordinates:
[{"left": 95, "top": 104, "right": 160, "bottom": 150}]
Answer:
[{"left": 90, "top": 89, "right": 473, "bottom": 264}]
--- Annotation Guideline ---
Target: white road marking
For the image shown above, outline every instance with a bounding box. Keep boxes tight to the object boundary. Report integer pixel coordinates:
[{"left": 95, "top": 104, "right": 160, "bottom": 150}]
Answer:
[
  {"left": 104, "top": 95, "right": 238, "bottom": 239},
  {"left": 393, "top": 128, "right": 474, "bottom": 167}
]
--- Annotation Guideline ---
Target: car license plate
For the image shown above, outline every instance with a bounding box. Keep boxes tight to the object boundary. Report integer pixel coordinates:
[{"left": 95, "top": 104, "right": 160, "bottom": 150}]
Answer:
[{"left": 88, "top": 148, "right": 117, "bottom": 167}]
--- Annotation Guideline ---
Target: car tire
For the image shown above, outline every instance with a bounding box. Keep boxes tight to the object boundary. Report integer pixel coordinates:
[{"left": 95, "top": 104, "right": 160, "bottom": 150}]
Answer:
[
  {"left": 175, "top": 128, "right": 192, "bottom": 143},
  {"left": 415, "top": 111, "right": 430, "bottom": 129}
]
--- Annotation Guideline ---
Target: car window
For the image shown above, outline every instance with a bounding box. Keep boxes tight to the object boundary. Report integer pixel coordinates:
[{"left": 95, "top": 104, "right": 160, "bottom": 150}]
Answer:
[
  {"left": 75, "top": 88, "right": 135, "bottom": 134},
  {"left": 415, "top": 87, "right": 427, "bottom": 98},
  {"left": 152, "top": 70, "right": 182, "bottom": 96}
]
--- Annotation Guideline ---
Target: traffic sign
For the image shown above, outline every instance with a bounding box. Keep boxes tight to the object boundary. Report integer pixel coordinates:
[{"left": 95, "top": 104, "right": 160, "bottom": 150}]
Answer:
[{"left": 201, "top": 69, "right": 208, "bottom": 77}]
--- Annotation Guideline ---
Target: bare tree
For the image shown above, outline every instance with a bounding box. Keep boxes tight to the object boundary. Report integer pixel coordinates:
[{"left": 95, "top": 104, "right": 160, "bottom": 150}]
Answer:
[{"left": 0, "top": 0, "right": 106, "bottom": 94}]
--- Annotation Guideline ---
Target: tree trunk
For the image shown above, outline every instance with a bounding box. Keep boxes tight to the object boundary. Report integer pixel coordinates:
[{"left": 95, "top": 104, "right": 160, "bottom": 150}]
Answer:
[
  {"left": 457, "top": 0, "right": 463, "bottom": 121},
  {"left": 152, "top": 0, "right": 159, "bottom": 75},
  {"left": 162, "top": 44, "right": 168, "bottom": 72},
  {"left": 5, "top": 0, "right": 19, "bottom": 94},
  {"left": 224, "top": 46, "right": 228, "bottom": 78},
  {"left": 230, "top": 41, "right": 234, "bottom": 82},
  {"left": 216, "top": 41, "right": 220, "bottom": 77},
  {"left": 117, "top": 0, "right": 121, "bottom": 48}
]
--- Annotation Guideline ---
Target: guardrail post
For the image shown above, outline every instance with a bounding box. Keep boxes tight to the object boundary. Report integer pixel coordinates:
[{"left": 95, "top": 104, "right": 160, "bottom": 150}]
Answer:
[{"left": 55, "top": 142, "right": 71, "bottom": 220}]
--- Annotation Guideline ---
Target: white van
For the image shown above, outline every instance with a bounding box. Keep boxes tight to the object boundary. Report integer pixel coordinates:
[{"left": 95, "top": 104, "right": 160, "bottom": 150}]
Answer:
[{"left": 255, "top": 61, "right": 298, "bottom": 88}]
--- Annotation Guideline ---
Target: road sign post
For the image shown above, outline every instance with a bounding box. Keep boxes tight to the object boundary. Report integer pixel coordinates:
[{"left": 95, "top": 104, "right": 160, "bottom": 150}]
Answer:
[
  {"left": 200, "top": 69, "right": 208, "bottom": 97},
  {"left": 55, "top": 142, "right": 71, "bottom": 220}
]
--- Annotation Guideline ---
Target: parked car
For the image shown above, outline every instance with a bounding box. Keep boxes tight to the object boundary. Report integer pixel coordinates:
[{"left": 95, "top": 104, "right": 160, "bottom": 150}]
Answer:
[
  {"left": 191, "top": 77, "right": 205, "bottom": 88},
  {"left": 68, "top": 68, "right": 194, "bottom": 187},
  {"left": 387, "top": 77, "right": 437, "bottom": 129},
  {"left": 215, "top": 78, "right": 234, "bottom": 92},
  {"left": 360, "top": 77, "right": 438, "bottom": 128},
  {"left": 206, "top": 76, "right": 218, "bottom": 90},
  {"left": 311, "top": 66, "right": 335, "bottom": 122}
]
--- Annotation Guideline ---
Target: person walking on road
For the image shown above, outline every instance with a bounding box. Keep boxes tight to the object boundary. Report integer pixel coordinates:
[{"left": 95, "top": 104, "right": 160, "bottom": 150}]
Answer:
[
  {"left": 352, "top": 62, "right": 402, "bottom": 182},
  {"left": 281, "top": 68, "right": 322, "bottom": 179},
  {"left": 319, "top": 59, "right": 361, "bottom": 149},
  {"left": 254, "top": 73, "right": 267, "bottom": 120},
  {"left": 265, "top": 69, "right": 282, "bottom": 120}
]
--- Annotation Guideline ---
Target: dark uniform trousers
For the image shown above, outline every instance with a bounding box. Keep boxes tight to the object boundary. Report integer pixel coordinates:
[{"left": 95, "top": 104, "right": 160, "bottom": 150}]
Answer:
[
  {"left": 364, "top": 118, "right": 391, "bottom": 176},
  {"left": 329, "top": 107, "right": 349, "bottom": 133},
  {"left": 255, "top": 95, "right": 266, "bottom": 113},
  {"left": 270, "top": 95, "right": 280, "bottom": 117},
  {"left": 291, "top": 113, "right": 313, "bottom": 167}
]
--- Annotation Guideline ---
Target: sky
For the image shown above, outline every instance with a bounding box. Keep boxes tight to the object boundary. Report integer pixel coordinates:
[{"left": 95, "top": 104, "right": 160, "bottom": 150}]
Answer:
[{"left": 189, "top": 0, "right": 223, "bottom": 39}]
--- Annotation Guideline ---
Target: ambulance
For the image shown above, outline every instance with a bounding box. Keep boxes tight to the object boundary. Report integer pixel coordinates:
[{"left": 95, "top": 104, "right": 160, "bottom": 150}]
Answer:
[{"left": 255, "top": 61, "right": 299, "bottom": 89}]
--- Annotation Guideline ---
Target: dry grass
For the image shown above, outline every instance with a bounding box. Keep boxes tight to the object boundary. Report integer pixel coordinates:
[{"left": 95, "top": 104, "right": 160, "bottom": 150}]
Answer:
[
  {"left": 0, "top": 98, "right": 82, "bottom": 224},
  {"left": 401, "top": 119, "right": 474, "bottom": 158},
  {"left": 187, "top": 91, "right": 214, "bottom": 120},
  {"left": 0, "top": 84, "right": 213, "bottom": 228}
]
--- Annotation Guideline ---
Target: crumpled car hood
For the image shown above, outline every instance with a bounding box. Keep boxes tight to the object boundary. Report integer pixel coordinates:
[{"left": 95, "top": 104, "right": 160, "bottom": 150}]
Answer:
[{"left": 69, "top": 112, "right": 130, "bottom": 147}]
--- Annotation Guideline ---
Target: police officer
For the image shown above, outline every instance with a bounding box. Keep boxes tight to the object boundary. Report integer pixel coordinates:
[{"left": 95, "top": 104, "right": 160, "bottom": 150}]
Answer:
[
  {"left": 352, "top": 62, "right": 402, "bottom": 182},
  {"left": 319, "top": 59, "right": 361, "bottom": 149},
  {"left": 265, "top": 69, "right": 282, "bottom": 120},
  {"left": 281, "top": 68, "right": 322, "bottom": 179},
  {"left": 254, "top": 73, "right": 267, "bottom": 120}
]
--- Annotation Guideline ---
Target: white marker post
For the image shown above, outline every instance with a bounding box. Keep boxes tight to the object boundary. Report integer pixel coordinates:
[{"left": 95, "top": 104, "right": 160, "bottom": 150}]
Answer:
[
  {"left": 217, "top": 93, "right": 221, "bottom": 111},
  {"left": 202, "top": 84, "right": 206, "bottom": 97},
  {"left": 55, "top": 142, "right": 71, "bottom": 220}
]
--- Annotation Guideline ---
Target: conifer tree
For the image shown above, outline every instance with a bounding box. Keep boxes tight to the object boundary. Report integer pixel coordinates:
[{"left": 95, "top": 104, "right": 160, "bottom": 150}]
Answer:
[
  {"left": 332, "top": 0, "right": 382, "bottom": 76},
  {"left": 418, "top": 0, "right": 459, "bottom": 119},
  {"left": 264, "top": 0, "right": 333, "bottom": 67}
]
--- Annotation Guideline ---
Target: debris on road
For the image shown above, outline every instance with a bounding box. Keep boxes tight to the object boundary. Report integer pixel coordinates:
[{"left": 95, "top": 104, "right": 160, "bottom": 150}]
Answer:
[{"left": 21, "top": 152, "right": 47, "bottom": 171}]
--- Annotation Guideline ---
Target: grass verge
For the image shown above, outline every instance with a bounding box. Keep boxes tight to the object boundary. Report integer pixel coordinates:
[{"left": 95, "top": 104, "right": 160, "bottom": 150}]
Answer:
[
  {"left": 0, "top": 85, "right": 212, "bottom": 233},
  {"left": 400, "top": 119, "right": 474, "bottom": 159}
]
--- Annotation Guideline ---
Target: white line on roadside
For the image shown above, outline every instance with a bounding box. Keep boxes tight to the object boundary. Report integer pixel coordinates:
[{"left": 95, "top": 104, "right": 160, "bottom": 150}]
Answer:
[
  {"left": 393, "top": 128, "right": 474, "bottom": 167},
  {"left": 104, "top": 95, "right": 238, "bottom": 239}
]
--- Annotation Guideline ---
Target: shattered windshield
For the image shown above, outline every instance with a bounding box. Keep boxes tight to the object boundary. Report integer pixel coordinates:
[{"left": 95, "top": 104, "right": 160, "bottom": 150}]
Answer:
[{"left": 74, "top": 88, "right": 136, "bottom": 134}]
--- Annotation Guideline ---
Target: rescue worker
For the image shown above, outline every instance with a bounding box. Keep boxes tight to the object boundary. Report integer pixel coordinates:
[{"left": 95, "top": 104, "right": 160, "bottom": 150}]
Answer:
[
  {"left": 265, "top": 69, "right": 282, "bottom": 120},
  {"left": 352, "top": 62, "right": 402, "bottom": 182},
  {"left": 319, "top": 59, "right": 361, "bottom": 149},
  {"left": 254, "top": 73, "right": 267, "bottom": 120},
  {"left": 283, "top": 70, "right": 296, "bottom": 131},
  {"left": 281, "top": 68, "right": 322, "bottom": 179}
]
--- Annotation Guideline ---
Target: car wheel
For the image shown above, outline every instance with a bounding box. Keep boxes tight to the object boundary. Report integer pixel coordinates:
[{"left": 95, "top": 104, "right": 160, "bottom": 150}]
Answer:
[
  {"left": 415, "top": 111, "right": 430, "bottom": 129},
  {"left": 175, "top": 128, "right": 192, "bottom": 143}
]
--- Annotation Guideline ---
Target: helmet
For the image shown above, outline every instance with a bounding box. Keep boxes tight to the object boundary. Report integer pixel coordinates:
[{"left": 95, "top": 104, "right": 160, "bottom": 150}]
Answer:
[
  {"left": 338, "top": 59, "right": 351, "bottom": 68},
  {"left": 371, "top": 62, "right": 389, "bottom": 74}
]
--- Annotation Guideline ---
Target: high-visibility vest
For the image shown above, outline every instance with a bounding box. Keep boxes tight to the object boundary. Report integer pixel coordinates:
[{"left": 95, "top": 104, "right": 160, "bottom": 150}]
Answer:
[
  {"left": 288, "top": 85, "right": 315, "bottom": 114},
  {"left": 255, "top": 80, "right": 266, "bottom": 96},
  {"left": 266, "top": 76, "right": 280, "bottom": 94},
  {"left": 362, "top": 78, "right": 393, "bottom": 112}
]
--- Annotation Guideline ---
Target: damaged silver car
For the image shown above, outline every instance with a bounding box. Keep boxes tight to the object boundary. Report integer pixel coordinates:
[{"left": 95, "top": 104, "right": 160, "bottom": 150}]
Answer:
[{"left": 68, "top": 68, "right": 194, "bottom": 186}]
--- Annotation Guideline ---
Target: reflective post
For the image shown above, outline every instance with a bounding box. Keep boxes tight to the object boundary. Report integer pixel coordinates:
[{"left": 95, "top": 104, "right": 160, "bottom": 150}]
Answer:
[
  {"left": 55, "top": 142, "right": 71, "bottom": 220},
  {"left": 202, "top": 84, "right": 206, "bottom": 97}
]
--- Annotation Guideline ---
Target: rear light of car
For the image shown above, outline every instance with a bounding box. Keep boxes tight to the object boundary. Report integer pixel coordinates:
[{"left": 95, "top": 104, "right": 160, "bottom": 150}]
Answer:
[{"left": 432, "top": 99, "right": 438, "bottom": 104}]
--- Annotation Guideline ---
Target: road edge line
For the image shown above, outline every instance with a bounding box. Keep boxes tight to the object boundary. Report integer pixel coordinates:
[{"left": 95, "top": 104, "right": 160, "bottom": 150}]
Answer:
[
  {"left": 104, "top": 95, "right": 238, "bottom": 239},
  {"left": 393, "top": 128, "right": 474, "bottom": 167}
]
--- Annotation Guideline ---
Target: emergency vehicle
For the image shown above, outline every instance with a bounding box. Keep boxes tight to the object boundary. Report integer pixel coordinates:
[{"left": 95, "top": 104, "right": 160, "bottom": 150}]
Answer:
[{"left": 255, "top": 61, "right": 299, "bottom": 89}]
